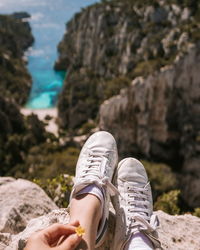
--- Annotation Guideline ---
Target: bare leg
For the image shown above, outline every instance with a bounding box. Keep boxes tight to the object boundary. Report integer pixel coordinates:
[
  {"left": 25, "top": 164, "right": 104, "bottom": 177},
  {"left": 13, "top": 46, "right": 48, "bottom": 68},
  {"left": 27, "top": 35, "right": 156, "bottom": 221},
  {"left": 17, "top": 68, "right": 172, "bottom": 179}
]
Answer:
[{"left": 70, "top": 193, "right": 101, "bottom": 250}]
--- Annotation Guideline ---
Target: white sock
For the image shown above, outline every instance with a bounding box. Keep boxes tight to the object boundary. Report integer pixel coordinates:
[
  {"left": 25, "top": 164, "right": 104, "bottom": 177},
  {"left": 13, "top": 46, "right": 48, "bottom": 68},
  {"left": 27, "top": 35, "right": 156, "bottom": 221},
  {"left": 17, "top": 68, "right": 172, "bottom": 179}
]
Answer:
[
  {"left": 76, "top": 184, "right": 104, "bottom": 216},
  {"left": 125, "top": 232, "right": 154, "bottom": 250}
]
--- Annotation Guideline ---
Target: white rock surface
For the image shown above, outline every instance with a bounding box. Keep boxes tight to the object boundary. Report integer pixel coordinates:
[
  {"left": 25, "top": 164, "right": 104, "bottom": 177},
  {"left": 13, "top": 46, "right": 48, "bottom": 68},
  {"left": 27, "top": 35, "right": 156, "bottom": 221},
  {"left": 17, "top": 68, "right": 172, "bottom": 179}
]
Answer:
[
  {"left": 157, "top": 210, "right": 200, "bottom": 250},
  {"left": 0, "top": 177, "right": 58, "bottom": 235},
  {"left": 1, "top": 208, "right": 200, "bottom": 250}
]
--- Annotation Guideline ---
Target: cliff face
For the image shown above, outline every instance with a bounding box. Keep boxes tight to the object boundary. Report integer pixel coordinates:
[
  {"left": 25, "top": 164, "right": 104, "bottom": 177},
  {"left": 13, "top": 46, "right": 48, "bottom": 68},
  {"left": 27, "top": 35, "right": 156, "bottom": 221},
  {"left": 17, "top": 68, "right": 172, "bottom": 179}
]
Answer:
[
  {"left": 100, "top": 44, "right": 200, "bottom": 208},
  {"left": 56, "top": 0, "right": 200, "bottom": 129},
  {"left": 55, "top": 1, "right": 198, "bottom": 77},
  {"left": 0, "top": 13, "right": 34, "bottom": 105}
]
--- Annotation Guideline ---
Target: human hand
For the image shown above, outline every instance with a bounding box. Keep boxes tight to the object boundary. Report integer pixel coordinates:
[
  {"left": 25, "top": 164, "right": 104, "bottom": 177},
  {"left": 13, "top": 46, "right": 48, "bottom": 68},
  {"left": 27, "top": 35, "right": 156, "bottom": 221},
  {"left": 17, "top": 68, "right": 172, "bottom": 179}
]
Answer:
[{"left": 25, "top": 221, "right": 82, "bottom": 250}]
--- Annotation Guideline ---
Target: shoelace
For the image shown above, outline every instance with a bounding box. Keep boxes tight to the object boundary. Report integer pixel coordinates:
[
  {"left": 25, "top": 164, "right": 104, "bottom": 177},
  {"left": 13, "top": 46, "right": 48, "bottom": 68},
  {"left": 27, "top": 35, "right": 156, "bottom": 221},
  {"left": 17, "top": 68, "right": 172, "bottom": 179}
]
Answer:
[
  {"left": 126, "top": 183, "right": 158, "bottom": 233},
  {"left": 78, "top": 149, "right": 119, "bottom": 196},
  {"left": 132, "top": 214, "right": 159, "bottom": 233}
]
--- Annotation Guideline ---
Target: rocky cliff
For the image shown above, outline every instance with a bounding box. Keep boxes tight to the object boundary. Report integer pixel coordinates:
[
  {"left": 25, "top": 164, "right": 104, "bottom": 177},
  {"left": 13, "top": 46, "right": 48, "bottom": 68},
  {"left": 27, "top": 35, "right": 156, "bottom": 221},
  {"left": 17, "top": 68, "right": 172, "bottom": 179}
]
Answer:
[
  {"left": 99, "top": 44, "right": 200, "bottom": 208},
  {"left": 55, "top": 0, "right": 200, "bottom": 130},
  {"left": 0, "top": 13, "right": 34, "bottom": 105}
]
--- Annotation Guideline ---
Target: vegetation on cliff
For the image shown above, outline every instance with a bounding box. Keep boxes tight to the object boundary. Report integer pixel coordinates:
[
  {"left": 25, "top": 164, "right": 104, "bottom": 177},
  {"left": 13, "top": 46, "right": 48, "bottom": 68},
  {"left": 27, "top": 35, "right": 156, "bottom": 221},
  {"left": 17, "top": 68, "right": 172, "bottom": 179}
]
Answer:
[
  {"left": 0, "top": 13, "right": 34, "bottom": 105},
  {"left": 0, "top": 95, "right": 47, "bottom": 176}
]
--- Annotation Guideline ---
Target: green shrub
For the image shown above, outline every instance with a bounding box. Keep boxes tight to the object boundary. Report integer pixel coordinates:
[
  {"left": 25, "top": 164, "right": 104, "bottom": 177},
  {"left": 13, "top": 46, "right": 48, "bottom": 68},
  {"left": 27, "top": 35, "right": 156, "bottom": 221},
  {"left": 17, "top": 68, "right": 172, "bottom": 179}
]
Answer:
[
  {"left": 103, "top": 76, "right": 131, "bottom": 99},
  {"left": 25, "top": 146, "right": 80, "bottom": 179},
  {"left": 10, "top": 142, "right": 80, "bottom": 180},
  {"left": 34, "top": 174, "right": 73, "bottom": 207},
  {"left": 132, "top": 60, "right": 158, "bottom": 77},
  {"left": 154, "top": 190, "right": 181, "bottom": 215},
  {"left": 131, "top": 56, "right": 176, "bottom": 78},
  {"left": 78, "top": 120, "right": 96, "bottom": 135},
  {"left": 193, "top": 208, "right": 200, "bottom": 218}
]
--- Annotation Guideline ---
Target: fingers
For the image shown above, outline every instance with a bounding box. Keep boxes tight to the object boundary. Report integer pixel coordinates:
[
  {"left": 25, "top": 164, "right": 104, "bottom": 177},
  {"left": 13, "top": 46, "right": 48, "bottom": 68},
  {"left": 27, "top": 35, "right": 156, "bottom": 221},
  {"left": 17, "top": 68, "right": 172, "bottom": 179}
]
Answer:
[
  {"left": 42, "top": 223, "right": 78, "bottom": 245},
  {"left": 58, "top": 233, "right": 82, "bottom": 250}
]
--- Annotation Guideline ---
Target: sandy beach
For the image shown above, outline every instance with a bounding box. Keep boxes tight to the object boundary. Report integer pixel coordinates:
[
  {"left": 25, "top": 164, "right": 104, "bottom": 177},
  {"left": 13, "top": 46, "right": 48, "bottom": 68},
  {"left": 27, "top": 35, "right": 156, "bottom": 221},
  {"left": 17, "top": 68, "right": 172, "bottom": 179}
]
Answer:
[{"left": 21, "top": 108, "right": 58, "bottom": 135}]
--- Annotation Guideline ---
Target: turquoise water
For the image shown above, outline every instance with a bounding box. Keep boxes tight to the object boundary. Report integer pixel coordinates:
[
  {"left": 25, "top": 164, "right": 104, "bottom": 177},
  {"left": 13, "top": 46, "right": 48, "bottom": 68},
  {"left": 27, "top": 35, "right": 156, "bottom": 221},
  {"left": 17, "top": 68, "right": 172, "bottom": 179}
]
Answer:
[
  {"left": 0, "top": 0, "right": 98, "bottom": 109},
  {"left": 26, "top": 47, "right": 66, "bottom": 108}
]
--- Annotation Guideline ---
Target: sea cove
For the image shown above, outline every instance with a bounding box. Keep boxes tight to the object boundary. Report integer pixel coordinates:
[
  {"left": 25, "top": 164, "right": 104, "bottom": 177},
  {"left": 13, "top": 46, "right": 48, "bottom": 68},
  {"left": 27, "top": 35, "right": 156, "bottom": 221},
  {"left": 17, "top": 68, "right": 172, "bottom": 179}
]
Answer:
[{"left": 0, "top": 0, "right": 98, "bottom": 108}]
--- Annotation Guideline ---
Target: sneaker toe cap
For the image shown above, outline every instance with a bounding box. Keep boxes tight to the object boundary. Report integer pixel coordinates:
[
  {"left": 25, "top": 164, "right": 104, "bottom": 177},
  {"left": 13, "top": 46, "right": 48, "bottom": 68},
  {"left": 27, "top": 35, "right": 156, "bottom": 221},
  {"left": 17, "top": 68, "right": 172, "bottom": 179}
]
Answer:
[
  {"left": 86, "top": 131, "right": 117, "bottom": 151},
  {"left": 118, "top": 158, "right": 148, "bottom": 186}
]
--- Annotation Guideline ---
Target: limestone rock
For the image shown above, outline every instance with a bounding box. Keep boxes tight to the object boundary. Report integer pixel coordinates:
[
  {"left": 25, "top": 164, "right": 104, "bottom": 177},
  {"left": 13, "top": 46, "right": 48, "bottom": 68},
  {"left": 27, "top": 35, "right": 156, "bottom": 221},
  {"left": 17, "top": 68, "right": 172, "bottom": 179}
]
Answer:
[
  {"left": 181, "top": 7, "right": 191, "bottom": 21},
  {"left": 156, "top": 210, "right": 200, "bottom": 249},
  {"left": 0, "top": 177, "right": 15, "bottom": 186},
  {"left": 1, "top": 208, "right": 200, "bottom": 250},
  {"left": 0, "top": 177, "right": 58, "bottom": 235},
  {"left": 161, "top": 28, "right": 180, "bottom": 56},
  {"left": 171, "top": 4, "right": 181, "bottom": 16},
  {"left": 99, "top": 45, "right": 200, "bottom": 207}
]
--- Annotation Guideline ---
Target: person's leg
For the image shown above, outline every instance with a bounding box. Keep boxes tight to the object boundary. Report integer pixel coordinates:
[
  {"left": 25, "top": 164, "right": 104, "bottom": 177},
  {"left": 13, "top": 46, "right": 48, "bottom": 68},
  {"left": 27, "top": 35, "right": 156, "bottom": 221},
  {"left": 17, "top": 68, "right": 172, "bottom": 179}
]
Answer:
[
  {"left": 69, "top": 131, "right": 118, "bottom": 250},
  {"left": 70, "top": 194, "right": 101, "bottom": 250},
  {"left": 112, "top": 158, "right": 161, "bottom": 250}
]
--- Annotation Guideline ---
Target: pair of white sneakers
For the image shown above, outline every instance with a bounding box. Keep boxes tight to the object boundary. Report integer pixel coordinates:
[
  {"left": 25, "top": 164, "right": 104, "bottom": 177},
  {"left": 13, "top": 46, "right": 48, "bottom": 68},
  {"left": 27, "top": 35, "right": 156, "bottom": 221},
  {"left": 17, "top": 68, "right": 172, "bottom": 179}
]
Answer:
[{"left": 70, "top": 131, "right": 161, "bottom": 250}]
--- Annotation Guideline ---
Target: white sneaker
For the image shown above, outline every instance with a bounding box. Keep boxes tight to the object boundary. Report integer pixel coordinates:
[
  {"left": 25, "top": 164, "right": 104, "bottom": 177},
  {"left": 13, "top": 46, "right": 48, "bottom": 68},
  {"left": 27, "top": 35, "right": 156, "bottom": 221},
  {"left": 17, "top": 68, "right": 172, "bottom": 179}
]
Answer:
[
  {"left": 70, "top": 131, "right": 118, "bottom": 247},
  {"left": 112, "top": 158, "right": 161, "bottom": 250}
]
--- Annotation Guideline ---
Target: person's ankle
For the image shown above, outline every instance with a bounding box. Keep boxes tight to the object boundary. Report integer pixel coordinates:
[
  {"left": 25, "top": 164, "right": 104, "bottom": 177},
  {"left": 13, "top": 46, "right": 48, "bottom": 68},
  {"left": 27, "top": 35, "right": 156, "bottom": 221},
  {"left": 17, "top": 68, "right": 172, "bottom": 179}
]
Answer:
[
  {"left": 70, "top": 194, "right": 102, "bottom": 224},
  {"left": 75, "top": 184, "right": 104, "bottom": 216}
]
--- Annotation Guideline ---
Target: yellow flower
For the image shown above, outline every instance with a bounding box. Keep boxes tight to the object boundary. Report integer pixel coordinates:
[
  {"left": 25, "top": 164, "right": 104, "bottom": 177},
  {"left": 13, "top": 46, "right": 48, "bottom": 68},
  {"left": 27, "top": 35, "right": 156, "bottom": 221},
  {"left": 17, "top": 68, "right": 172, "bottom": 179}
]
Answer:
[{"left": 75, "top": 226, "right": 85, "bottom": 236}]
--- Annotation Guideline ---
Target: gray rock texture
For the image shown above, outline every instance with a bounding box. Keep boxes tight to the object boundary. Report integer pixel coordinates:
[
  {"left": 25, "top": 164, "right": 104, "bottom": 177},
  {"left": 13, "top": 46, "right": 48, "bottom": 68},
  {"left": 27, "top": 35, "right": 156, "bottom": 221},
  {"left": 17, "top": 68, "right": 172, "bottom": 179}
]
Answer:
[
  {"left": 100, "top": 45, "right": 200, "bottom": 208},
  {"left": 0, "top": 177, "right": 58, "bottom": 235},
  {"left": 1, "top": 208, "right": 200, "bottom": 250}
]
